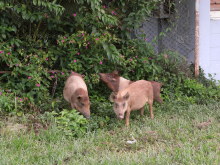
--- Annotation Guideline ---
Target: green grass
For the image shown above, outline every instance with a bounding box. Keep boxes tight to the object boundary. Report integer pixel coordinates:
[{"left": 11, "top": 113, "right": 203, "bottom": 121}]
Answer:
[{"left": 0, "top": 102, "right": 220, "bottom": 165}]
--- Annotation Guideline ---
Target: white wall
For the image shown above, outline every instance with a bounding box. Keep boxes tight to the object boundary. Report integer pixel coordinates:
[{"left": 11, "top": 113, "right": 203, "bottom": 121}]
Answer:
[
  {"left": 199, "top": 0, "right": 210, "bottom": 77},
  {"left": 199, "top": 0, "right": 220, "bottom": 81},
  {"left": 209, "top": 19, "right": 220, "bottom": 80}
]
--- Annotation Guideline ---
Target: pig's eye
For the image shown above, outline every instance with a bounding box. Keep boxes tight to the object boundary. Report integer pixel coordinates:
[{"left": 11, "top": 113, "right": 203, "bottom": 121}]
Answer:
[
  {"left": 111, "top": 78, "right": 116, "bottom": 82},
  {"left": 81, "top": 103, "right": 85, "bottom": 106},
  {"left": 123, "top": 103, "right": 125, "bottom": 107}
]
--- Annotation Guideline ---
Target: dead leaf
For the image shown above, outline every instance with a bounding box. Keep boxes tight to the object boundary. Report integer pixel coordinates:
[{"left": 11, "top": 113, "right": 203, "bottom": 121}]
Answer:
[
  {"left": 196, "top": 119, "right": 212, "bottom": 129},
  {"left": 146, "top": 131, "right": 157, "bottom": 135}
]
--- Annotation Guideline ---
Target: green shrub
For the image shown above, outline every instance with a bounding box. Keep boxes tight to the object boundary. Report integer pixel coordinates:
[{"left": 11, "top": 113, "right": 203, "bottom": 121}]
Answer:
[{"left": 54, "top": 109, "right": 88, "bottom": 137}]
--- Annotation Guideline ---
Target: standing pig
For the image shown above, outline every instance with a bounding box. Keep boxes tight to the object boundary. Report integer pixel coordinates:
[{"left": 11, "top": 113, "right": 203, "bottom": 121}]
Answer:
[
  {"left": 99, "top": 71, "right": 163, "bottom": 103},
  {"left": 63, "top": 72, "right": 90, "bottom": 118},
  {"left": 110, "top": 80, "right": 154, "bottom": 126}
]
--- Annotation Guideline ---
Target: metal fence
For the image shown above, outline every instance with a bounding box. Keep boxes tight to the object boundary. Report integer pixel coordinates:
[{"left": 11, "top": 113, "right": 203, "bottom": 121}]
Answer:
[{"left": 135, "top": 0, "right": 195, "bottom": 63}]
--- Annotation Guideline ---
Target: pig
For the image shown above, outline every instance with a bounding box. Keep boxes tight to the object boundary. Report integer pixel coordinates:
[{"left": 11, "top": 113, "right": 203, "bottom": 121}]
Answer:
[
  {"left": 110, "top": 80, "right": 154, "bottom": 126},
  {"left": 63, "top": 72, "right": 90, "bottom": 118},
  {"left": 99, "top": 71, "right": 163, "bottom": 103}
]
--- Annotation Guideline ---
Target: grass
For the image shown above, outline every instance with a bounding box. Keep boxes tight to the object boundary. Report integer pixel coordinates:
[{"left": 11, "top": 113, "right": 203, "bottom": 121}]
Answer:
[{"left": 0, "top": 102, "right": 220, "bottom": 165}]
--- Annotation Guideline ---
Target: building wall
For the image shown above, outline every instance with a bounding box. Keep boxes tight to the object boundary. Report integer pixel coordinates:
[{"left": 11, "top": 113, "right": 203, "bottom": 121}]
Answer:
[
  {"left": 209, "top": 19, "right": 220, "bottom": 80},
  {"left": 199, "top": 0, "right": 220, "bottom": 81},
  {"left": 198, "top": 0, "right": 210, "bottom": 78}
]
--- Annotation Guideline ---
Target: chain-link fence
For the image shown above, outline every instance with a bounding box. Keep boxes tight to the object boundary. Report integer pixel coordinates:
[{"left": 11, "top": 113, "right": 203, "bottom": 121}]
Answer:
[{"left": 135, "top": 0, "right": 195, "bottom": 63}]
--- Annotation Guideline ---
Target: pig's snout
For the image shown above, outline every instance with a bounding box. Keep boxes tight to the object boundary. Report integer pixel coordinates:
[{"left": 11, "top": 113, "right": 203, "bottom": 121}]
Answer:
[
  {"left": 82, "top": 112, "right": 90, "bottom": 119},
  {"left": 84, "top": 115, "right": 90, "bottom": 119},
  {"left": 118, "top": 113, "right": 124, "bottom": 119}
]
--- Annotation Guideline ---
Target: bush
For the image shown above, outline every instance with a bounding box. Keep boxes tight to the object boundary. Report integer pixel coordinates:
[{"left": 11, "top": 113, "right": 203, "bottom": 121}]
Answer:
[{"left": 54, "top": 109, "right": 88, "bottom": 137}]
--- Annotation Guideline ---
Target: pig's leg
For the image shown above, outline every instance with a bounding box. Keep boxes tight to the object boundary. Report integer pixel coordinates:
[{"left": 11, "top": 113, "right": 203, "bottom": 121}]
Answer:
[
  {"left": 148, "top": 102, "right": 154, "bottom": 119},
  {"left": 140, "top": 106, "right": 145, "bottom": 116},
  {"left": 125, "top": 109, "right": 131, "bottom": 126},
  {"left": 156, "top": 96, "right": 163, "bottom": 104}
]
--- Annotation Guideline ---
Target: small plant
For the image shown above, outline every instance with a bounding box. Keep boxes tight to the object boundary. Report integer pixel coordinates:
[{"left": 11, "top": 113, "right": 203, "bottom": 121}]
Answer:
[
  {"left": 54, "top": 109, "right": 88, "bottom": 137},
  {"left": 0, "top": 90, "right": 26, "bottom": 115}
]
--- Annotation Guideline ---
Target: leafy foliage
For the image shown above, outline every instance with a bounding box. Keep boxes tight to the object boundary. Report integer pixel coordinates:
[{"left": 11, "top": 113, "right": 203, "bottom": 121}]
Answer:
[
  {"left": 54, "top": 109, "right": 88, "bottom": 137},
  {"left": 0, "top": 90, "right": 26, "bottom": 115}
]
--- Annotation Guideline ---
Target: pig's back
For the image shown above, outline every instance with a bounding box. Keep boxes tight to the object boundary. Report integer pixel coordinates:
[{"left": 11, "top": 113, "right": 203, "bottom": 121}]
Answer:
[
  {"left": 122, "top": 80, "right": 153, "bottom": 110},
  {"left": 63, "top": 75, "right": 88, "bottom": 102},
  {"left": 118, "top": 77, "right": 132, "bottom": 91}
]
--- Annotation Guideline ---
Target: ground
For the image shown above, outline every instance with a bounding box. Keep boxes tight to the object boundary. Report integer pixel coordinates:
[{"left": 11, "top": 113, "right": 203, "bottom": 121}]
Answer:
[{"left": 0, "top": 102, "right": 220, "bottom": 165}]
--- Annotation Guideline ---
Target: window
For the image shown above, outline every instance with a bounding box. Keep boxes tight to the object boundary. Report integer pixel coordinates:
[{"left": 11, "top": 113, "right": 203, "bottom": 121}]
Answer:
[
  {"left": 211, "top": 0, "right": 220, "bottom": 11},
  {"left": 210, "top": 0, "right": 220, "bottom": 19}
]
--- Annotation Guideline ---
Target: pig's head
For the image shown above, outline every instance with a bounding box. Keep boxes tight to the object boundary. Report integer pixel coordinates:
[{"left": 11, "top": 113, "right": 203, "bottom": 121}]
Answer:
[
  {"left": 71, "top": 89, "right": 90, "bottom": 118},
  {"left": 149, "top": 81, "right": 163, "bottom": 103},
  {"left": 110, "top": 92, "right": 130, "bottom": 119},
  {"left": 99, "top": 70, "right": 120, "bottom": 92}
]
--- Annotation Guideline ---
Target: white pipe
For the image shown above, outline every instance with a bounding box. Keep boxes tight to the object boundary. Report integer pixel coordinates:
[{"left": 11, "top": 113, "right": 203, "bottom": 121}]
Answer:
[{"left": 195, "top": 0, "right": 200, "bottom": 77}]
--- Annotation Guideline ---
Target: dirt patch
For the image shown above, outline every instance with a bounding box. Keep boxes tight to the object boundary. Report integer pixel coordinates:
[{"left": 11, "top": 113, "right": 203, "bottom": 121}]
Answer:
[
  {"left": 0, "top": 114, "right": 50, "bottom": 135},
  {"left": 26, "top": 115, "right": 49, "bottom": 135},
  {"left": 0, "top": 123, "right": 27, "bottom": 134},
  {"left": 196, "top": 119, "right": 212, "bottom": 130}
]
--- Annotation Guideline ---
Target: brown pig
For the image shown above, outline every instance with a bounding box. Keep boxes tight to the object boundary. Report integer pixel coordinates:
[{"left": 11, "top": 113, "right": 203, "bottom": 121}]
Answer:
[
  {"left": 63, "top": 72, "right": 90, "bottom": 118},
  {"left": 99, "top": 71, "right": 163, "bottom": 103},
  {"left": 110, "top": 80, "right": 154, "bottom": 126}
]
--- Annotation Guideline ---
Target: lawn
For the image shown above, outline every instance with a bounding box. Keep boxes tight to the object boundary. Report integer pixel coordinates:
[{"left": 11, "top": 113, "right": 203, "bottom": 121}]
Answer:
[{"left": 0, "top": 102, "right": 220, "bottom": 165}]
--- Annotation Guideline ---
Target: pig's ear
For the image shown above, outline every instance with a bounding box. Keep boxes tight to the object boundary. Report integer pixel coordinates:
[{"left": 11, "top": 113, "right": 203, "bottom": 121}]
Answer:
[
  {"left": 109, "top": 92, "right": 117, "bottom": 102},
  {"left": 123, "top": 92, "right": 129, "bottom": 100},
  {"left": 98, "top": 73, "right": 103, "bottom": 77},
  {"left": 112, "top": 70, "right": 119, "bottom": 75}
]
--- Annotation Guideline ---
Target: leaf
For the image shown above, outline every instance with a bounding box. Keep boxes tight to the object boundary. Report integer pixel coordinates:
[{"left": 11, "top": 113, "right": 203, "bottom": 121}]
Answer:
[{"left": 33, "top": 0, "right": 37, "bottom": 5}]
